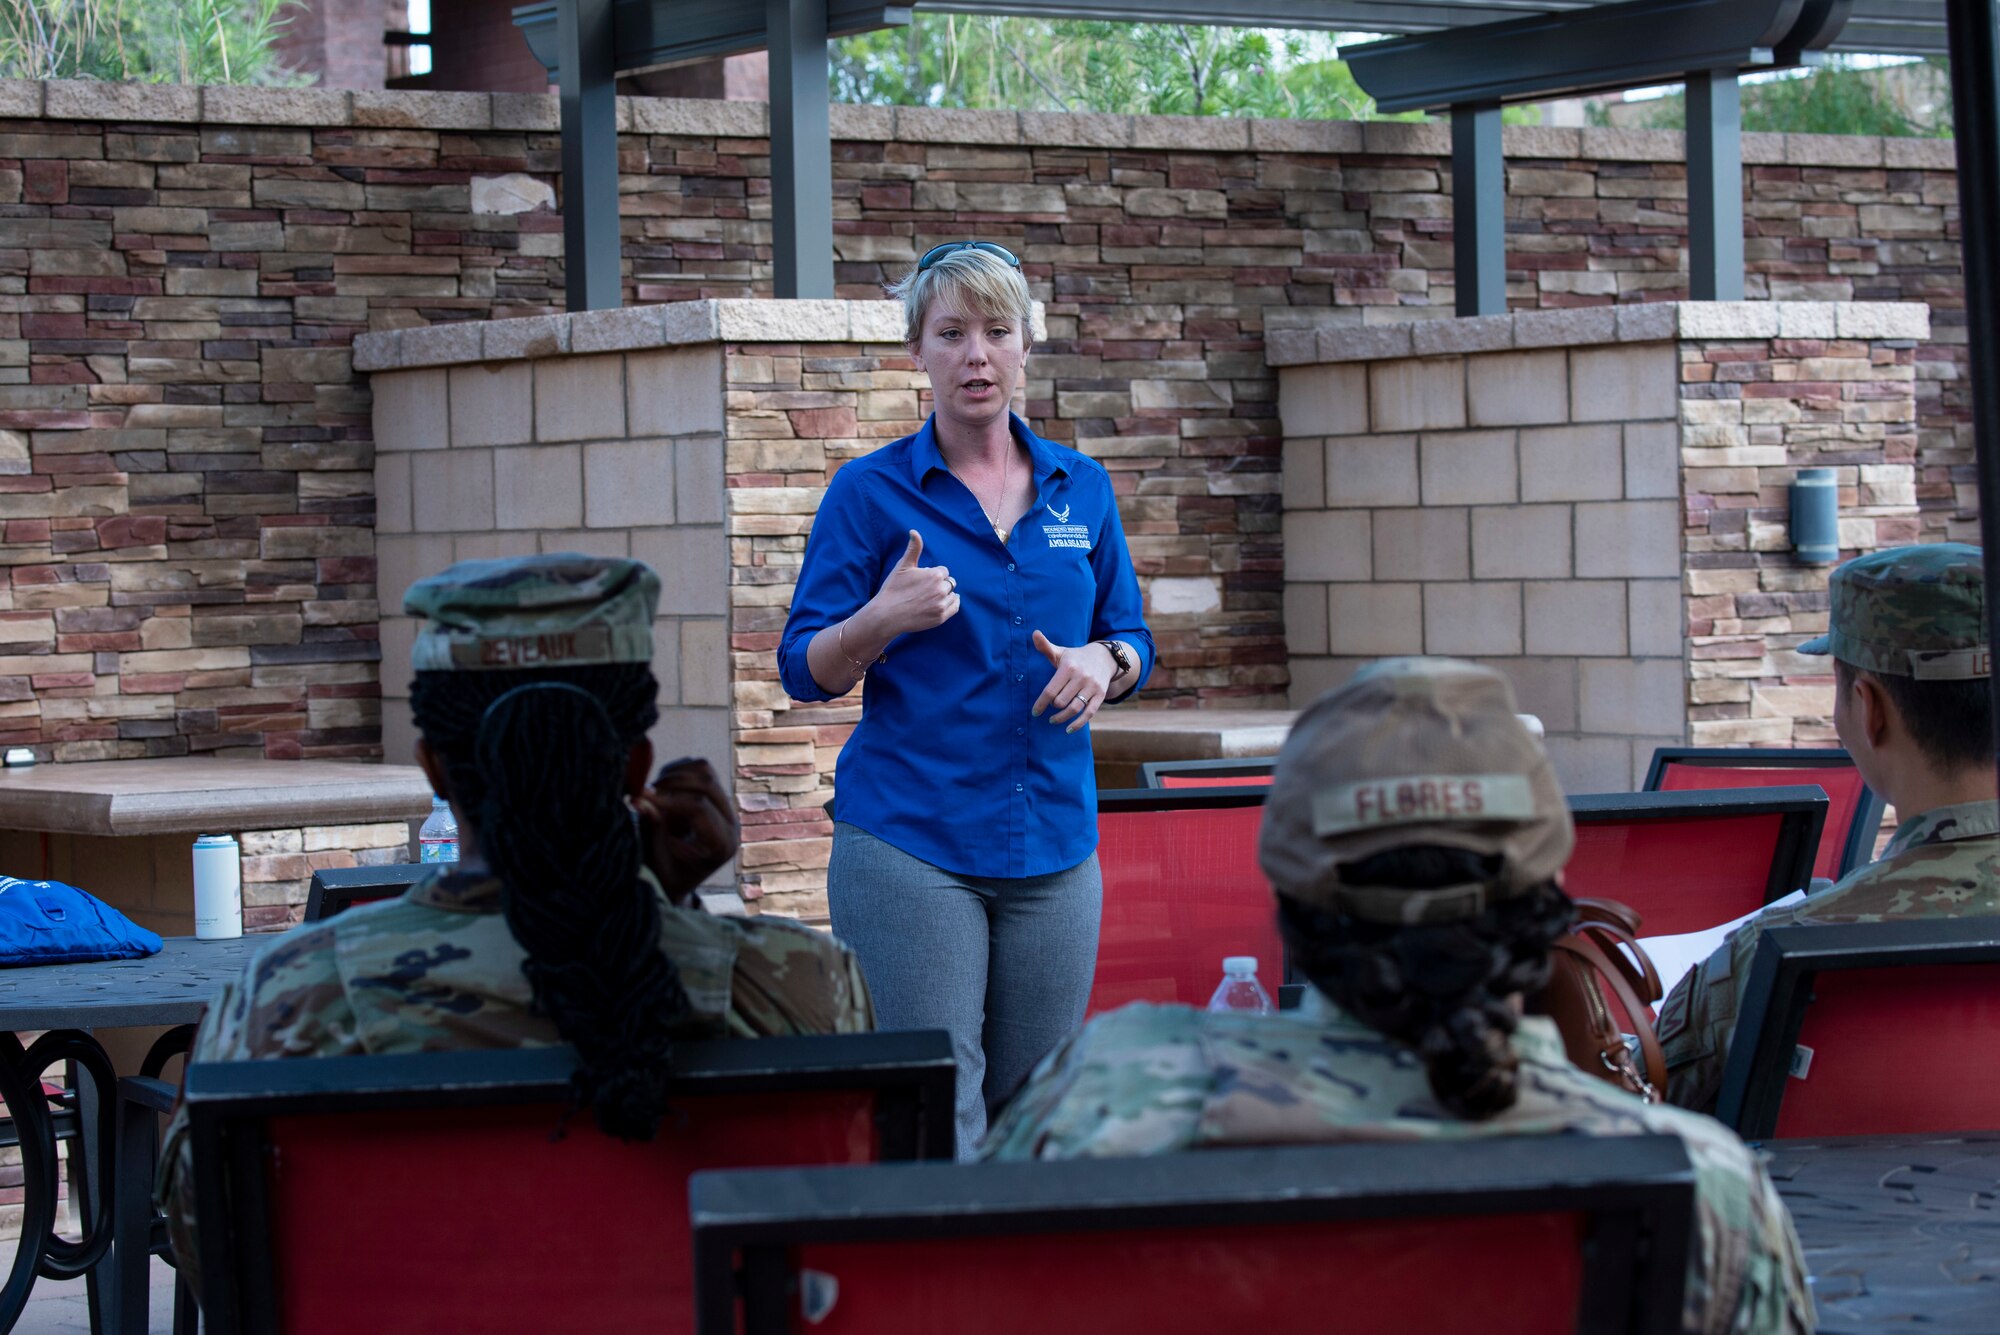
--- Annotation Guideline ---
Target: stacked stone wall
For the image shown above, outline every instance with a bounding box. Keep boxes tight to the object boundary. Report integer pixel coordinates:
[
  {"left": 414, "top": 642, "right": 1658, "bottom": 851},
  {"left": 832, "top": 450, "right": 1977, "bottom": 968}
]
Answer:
[
  {"left": 0, "top": 81, "right": 1970, "bottom": 770},
  {"left": 1677, "top": 303, "right": 1928, "bottom": 747}
]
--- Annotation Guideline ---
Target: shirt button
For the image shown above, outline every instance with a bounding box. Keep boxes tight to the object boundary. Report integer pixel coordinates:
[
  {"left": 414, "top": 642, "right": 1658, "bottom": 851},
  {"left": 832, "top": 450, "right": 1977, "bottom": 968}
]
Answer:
[
  {"left": 1007, "top": 563, "right": 1015, "bottom": 571},
  {"left": 1015, "top": 726, "right": 1024, "bottom": 736},
  {"left": 1013, "top": 615, "right": 1023, "bottom": 625},
  {"left": 1014, "top": 783, "right": 1024, "bottom": 793},
  {"left": 1015, "top": 673, "right": 1024, "bottom": 682}
]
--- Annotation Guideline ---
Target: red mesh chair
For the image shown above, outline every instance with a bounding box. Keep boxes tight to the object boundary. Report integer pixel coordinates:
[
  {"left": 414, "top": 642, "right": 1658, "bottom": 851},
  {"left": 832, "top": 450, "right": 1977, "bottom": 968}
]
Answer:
[
  {"left": 303, "top": 863, "right": 429, "bottom": 922},
  {"left": 1565, "top": 788, "right": 1827, "bottom": 938},
  {"left": 1644, "top": 747, "right": 1885, "bottom": 881},
  {"left": 691, "top": 1136, "right": 1693, "bottom": 1335},
  {"left": 1716, "top": 918, "right": 2000, "bottom": 1140},
  {"left": 1092, "top": 788, "right": 1279, "bottom": 1014},
  {"left": 183, "top": 1033, "right": 954, "bottom": 1335},
  {"left": 1138, "top": 758, "right": 1276, "bottom": 789}
]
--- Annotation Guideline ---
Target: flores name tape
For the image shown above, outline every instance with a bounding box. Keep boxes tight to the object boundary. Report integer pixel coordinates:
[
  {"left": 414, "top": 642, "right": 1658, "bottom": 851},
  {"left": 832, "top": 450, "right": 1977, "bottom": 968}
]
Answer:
[{"left": 1312, "top": 774, "right": 1537, "bottom": 836}]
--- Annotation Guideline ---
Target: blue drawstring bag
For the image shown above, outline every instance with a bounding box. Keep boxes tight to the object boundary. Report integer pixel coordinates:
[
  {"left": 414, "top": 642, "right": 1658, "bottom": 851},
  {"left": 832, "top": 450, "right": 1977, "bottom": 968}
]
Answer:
[{"left": 0, "top": 877, "right": 163, "bottom": 966}]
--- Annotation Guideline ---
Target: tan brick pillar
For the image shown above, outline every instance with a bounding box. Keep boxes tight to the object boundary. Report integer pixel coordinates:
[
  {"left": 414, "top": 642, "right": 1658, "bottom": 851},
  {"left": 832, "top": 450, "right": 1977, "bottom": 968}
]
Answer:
[{"left": 1271, "top": 302, "right": 1931, "bottom": 793}]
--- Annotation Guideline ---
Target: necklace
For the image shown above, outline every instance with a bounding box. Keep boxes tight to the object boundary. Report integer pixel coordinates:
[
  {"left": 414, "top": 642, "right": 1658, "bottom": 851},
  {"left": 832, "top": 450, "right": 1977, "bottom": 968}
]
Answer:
[{"left": 961, "top": 446, "right": 1014, "bottom": 544}]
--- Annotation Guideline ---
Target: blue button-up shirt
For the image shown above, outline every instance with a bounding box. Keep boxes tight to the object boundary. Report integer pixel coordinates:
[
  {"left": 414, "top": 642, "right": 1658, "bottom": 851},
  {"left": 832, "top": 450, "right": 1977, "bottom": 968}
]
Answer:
[{"left": 779, "top": 414, "right": 1155, "bottom": 879}]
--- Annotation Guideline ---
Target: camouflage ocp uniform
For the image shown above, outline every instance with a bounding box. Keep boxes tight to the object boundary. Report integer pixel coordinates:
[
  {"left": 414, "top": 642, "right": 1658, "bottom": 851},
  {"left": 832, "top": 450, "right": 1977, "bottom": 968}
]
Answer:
[
  {"left": 988, "top": 658, "right": 1815, "bottom": 1335},
  {"left": 155, "top": 552, "right": 876, "bottom": 1282},
  {"left": 982, "top": 991, "right": 1815, "bottom": 1335},
  {"left": 1661, "top": 542, "right": 1996, "bottom": 1114},
  {"left": 1660, "top": 800, "right": 2000, "bottom": 1112},
  {"left": 157, "top": 867, "right": 873, "bottom": 1275}
]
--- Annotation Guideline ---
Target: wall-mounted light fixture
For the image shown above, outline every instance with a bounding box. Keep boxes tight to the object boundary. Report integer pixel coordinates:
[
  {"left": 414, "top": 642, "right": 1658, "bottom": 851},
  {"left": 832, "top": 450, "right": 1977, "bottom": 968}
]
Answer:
[{"left": 1790, "top": 467, "right": 1840, "bottom": 564}]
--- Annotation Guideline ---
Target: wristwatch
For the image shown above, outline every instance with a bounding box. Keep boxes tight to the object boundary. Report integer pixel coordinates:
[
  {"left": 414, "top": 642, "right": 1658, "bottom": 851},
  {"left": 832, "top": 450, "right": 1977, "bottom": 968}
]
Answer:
[{"left": 1096, "top": 639, "right": 1133, "bottom": 678}]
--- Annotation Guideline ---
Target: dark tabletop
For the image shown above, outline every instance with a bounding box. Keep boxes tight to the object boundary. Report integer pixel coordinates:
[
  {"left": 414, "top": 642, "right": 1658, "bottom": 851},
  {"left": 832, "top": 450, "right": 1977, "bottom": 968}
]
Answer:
[
  {"left": 0, "top": 935, "right": 263, "bottom": 1030},
  {"left": 1761, "top": 1132, "right": 2000, "bottom": 1333}
]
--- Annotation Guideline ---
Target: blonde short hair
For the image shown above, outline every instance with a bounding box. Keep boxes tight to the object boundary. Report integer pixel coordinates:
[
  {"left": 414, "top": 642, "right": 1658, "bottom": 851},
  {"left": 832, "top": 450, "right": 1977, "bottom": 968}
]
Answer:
[{"left": 887, "top": 245, "right": 1034, "bottom": 347}]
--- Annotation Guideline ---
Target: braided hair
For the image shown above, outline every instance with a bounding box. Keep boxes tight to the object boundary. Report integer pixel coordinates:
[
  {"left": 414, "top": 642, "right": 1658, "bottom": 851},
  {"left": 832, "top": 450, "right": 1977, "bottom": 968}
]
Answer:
[
  {"left": 1279, "top": 847, "right": 1575, "bottom": 1120},
  {"left": 409, "top": 663, "right": 692, "bottom": 1141}
]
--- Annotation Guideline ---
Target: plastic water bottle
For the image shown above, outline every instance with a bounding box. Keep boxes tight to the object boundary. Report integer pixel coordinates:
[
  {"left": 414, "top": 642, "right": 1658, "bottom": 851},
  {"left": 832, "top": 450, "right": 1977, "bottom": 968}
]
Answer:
[
  {"left": 419, "top": 796, "right": 459, "bottom": 864},
  {"left": 1206, "top": 956, "right": 1274, "bottom": 1015}
]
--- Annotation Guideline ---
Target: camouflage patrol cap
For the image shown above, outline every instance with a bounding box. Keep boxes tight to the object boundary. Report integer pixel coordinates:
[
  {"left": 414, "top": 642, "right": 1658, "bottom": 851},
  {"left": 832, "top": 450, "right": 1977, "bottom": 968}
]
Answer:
[
  {"left": 1260, "top": 658, "right": 1574, "bottom": 926},
  {"left": 405, "top": 554, "right": 660, "bottom": 672},
  {"left": 1797, "top": 542, "right": 1988, "bottom": 679}
]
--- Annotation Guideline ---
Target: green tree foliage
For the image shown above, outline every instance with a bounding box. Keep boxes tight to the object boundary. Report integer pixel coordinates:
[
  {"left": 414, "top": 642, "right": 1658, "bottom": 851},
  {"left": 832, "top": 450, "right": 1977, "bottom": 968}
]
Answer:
[
  {"left": 833, "top": 16, "right": 1433, "bottom": 121},
  {"left": 1604, "top": 58, "right": 1949, "bottom": 138},
  {"left": 0, "top": 0, "right": 304, "bottom": 83}
]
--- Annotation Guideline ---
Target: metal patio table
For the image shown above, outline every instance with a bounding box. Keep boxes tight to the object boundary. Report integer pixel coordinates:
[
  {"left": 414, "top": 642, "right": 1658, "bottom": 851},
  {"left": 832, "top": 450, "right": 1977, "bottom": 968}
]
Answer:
[
  {"left": 0, "top": 935, "right": 261, "bottom": 1331},
  {"left": 1763, "top": 1132, "right": 2000, "bottom": 1333}
]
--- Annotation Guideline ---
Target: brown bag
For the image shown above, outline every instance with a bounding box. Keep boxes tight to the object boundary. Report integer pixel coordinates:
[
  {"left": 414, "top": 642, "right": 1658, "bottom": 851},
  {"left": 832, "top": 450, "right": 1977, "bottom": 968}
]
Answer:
[{"left": 1532, "top": 897, "right": 1668, "bottom": 1103}]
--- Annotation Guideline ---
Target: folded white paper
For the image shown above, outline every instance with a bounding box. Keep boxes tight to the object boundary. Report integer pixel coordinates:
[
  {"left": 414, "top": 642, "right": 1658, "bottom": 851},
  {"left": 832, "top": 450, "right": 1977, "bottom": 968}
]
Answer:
[{"left": 1634, "top": 889, "right": 1808, "bottom": 998}]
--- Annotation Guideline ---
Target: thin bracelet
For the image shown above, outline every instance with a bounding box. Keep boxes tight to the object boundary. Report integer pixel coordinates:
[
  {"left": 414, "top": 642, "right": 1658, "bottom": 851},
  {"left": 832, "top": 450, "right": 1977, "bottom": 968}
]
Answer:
[{"left": 836, "top": 618, "right": 872, "bottom": 675}]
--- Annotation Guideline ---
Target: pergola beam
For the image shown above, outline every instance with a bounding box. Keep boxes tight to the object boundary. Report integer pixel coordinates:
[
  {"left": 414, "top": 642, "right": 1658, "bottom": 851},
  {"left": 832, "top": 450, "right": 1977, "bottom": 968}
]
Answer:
[
  {"left": 770, "top": 0, "right": 837, "bottom": 298},
  {"left": 556, "top": 0, "right": 620, "bottom": 312},
  {"left": 515, "top": 0, "right": 907, "bottom": 307},
  {"left": 1686, "top": 69, "right": 1744, "bottom": 302},
  {"left": 1344, "top": 0, "right": 1848, "bottom": 314},
  {"left": 1451, "top": 104, "right": 1505, "bottom": 317}
]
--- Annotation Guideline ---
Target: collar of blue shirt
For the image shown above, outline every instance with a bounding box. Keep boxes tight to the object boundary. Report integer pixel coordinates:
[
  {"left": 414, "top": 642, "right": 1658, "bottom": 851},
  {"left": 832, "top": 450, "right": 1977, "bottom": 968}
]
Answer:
[{"left": 908, "top": 412, "right": 1071, "bottom": 491}]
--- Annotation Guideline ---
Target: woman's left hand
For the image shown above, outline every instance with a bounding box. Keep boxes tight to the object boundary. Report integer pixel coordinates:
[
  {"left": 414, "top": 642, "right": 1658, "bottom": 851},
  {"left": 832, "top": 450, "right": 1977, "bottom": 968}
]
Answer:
[{"left": 1030, "top": 630, "right": 1116, "bottom": 734}]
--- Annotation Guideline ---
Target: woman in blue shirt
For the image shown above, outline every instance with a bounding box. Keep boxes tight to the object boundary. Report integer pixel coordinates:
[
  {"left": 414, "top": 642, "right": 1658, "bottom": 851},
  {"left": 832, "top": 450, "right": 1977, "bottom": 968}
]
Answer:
[{"left": 778, "top": 242, "right": 1154, "bottom": 1154}]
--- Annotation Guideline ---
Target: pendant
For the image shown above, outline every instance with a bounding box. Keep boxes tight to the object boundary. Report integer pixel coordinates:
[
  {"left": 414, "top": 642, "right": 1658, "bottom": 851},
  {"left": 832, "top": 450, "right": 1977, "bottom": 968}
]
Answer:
[{"left": 993, "top": 523, "right": 1009, "bottom": 543}]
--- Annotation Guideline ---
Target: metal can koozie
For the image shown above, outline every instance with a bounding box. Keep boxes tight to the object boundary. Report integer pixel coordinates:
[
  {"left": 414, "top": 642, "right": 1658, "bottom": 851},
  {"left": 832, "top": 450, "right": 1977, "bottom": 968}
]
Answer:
[{"left": 192, "top": 834, "right": 243, "bottom": 941}]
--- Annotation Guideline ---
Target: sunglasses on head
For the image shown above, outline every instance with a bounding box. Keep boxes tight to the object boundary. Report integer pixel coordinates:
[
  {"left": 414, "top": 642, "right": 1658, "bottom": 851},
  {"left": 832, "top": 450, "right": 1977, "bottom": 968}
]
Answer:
[{"left": 916, "top": 240, "right": 1022, "bottom": 272}]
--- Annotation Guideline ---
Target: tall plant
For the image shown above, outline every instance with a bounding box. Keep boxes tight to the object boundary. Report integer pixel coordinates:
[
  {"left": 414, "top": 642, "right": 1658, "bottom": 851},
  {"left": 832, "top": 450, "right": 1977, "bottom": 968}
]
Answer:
[
  {"left": 0, "top": 0, "right": 304, "bottom": 83},
  {"left": 832, "top": 16, "right": 1433, "bottom": 121}
]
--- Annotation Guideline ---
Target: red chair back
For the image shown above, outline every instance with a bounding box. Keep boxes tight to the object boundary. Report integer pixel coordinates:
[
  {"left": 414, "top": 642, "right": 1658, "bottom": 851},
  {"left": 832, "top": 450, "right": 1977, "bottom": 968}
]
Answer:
[
  {"left": 269, "top": 1092, "right": 876, "bottom": 1335},
  {"left": 776, "top": 1213, "right": 1585, "bottom": 1334},
  {"left": 186, "top": 1035, "right": 954, "bottom": 1335},
  {"left": 1092, "top": 790, "right": 1278, "bottom": 1014},
  {"left": 1654, "top": 762, "right": 1866, "bottom": 882},
  {"left": 691, "top": 1137, "right": 1694, "bottom": 1335},
  {"left": 1715, "top": 918, "right": 2000, "bottom": 1139},
  {"left": 1773, "top": 962, "right": 2000, "bottom": 1138},
  {"left": 1564, "top": 789, "right": 1826, "bottom": 937}
]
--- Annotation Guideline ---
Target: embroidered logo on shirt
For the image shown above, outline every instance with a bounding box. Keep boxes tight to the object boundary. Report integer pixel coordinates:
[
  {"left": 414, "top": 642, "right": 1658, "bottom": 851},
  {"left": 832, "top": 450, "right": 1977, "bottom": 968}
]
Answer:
[
  {"left": 1043, "top": 523, "right": 1091, "bottom": 550},
  {"left": 1046, "top": 502, "right": 1071, "bottom": 524}
]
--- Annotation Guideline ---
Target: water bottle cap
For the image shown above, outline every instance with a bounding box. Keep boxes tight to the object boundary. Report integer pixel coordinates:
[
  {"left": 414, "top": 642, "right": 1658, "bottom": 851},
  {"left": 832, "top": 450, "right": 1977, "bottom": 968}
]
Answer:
[
  {"left": 1222, "top": 956, "right": 1258, "bottom": 976},
  {"left": 194, "top": 834, "right": 235, "bottom": 847},
  {"left": 432, "top": 795, "right": 449, "bottom": 808}
]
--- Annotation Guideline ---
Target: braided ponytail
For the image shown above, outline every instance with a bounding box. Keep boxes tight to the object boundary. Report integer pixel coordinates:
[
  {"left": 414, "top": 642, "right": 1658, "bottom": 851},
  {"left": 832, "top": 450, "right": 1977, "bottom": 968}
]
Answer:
[
  {"left": 1278, "top": 847, "right": 1574, "bottom": 1120},
  {"left": 410, "top": 664, "right": 691, "bottom": 1140}
]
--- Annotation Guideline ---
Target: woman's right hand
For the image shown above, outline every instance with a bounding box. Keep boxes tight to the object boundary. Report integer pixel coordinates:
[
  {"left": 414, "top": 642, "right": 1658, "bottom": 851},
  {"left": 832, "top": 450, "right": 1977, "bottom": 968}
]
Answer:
[{"left": 867, "top": 529, "right": 960, "bottom": 636}]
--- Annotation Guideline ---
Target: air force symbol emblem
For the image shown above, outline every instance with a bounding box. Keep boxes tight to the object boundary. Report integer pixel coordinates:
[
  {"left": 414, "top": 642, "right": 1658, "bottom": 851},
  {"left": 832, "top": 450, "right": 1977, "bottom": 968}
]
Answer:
[{"left": 1046, "top": 502, "right": 1071, "bottom": 524}]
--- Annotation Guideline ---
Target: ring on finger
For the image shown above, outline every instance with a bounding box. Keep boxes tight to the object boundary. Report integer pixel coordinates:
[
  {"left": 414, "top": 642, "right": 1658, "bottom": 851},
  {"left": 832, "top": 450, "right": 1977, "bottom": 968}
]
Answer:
[{"left": 947, "top": 576, "right": 957, "bottom": 591}]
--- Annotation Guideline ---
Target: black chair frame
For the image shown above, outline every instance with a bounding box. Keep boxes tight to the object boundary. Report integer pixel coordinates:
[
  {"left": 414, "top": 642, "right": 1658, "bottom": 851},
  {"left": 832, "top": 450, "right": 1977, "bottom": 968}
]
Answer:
[
  {"left": 112, "top": 1024, "right": 200, "bottom": 1335},
  {"left": 1715, "top": 917, "right": 2000, "bottom": 1140},
  {"left": 1569, "top": 786, "right": 1829, "bottom": 906},
  {"left": 185, "top": 1031, "right": 955, "bottom": 1335},
  {"left": 1642, "top": 746, "right": 1886, "bottom": 878},
  {"left": 690, "top": 1136, "right": 1695, "bottom": 1335},
  {"left": 302, "top": 862, "right": 430, "bottom": 923},
  {"left": 1097, "top": 785, "right": 1270, "bottom": 814},
  {"left": 1136, "top": 757, "right": 1276, "bottom": 788}
]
